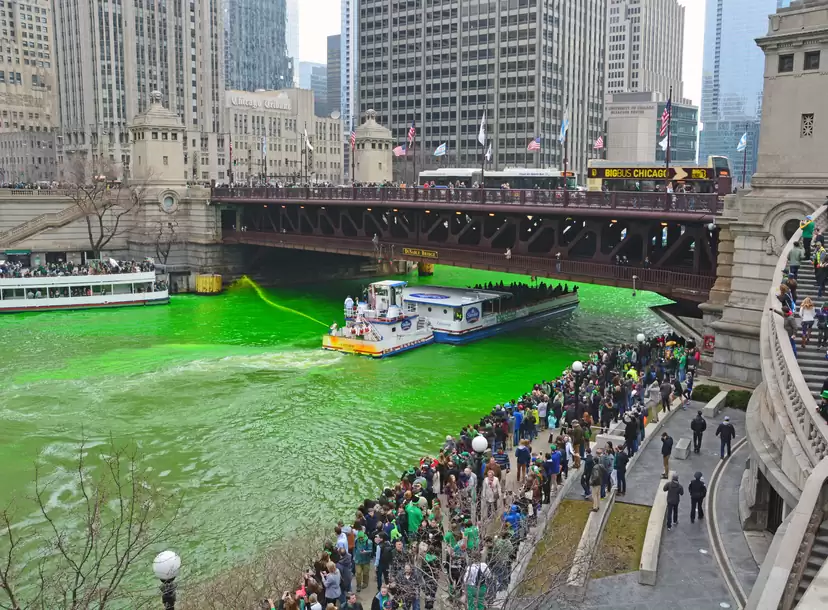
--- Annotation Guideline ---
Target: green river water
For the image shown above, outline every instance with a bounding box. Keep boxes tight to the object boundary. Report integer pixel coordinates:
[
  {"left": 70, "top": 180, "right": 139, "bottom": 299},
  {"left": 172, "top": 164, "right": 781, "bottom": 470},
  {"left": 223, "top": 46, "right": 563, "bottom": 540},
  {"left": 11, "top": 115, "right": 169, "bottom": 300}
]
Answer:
[{"left": 0, "top": 266, "right": 669, "bottom": 586}]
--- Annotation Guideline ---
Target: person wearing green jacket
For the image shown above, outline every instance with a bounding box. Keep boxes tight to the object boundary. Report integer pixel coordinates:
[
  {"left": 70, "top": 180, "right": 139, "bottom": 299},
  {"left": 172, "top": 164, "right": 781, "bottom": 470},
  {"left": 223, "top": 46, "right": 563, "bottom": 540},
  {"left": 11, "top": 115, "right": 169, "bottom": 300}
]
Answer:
[
  {"left": 353, "top": 530, "right": 373, "bottom": 592},
  {"left": 801, "top": 215, "right": 815, "bottom": 258},
  {"left": 405, "top": 498, "right": 423, "bottom": 539}
]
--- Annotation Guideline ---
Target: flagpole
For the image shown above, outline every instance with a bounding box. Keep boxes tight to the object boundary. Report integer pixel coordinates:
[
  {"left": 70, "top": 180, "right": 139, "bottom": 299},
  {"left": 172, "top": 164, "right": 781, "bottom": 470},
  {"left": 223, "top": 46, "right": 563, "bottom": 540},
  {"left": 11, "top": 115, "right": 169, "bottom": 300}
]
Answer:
[
  {"left": 665, "top": 86, "right": 672, "bottom": 170},
  {"left": 742, "top": 122, "right": 748, "bottom": 189},
  {"left": 480, "top": 108, "right": 486, "bottom": 190}
]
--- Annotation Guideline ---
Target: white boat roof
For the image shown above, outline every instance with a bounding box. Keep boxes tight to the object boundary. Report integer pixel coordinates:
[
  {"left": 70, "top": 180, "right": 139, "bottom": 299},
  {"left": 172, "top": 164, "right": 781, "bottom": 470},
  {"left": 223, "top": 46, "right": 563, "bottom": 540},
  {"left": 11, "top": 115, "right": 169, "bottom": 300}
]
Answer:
[
  {"left": 371, "top": 280, "right": 408, "bottom": 288},
  {"left": 402, "top": 285, "right": 512, "bottom": 306}
]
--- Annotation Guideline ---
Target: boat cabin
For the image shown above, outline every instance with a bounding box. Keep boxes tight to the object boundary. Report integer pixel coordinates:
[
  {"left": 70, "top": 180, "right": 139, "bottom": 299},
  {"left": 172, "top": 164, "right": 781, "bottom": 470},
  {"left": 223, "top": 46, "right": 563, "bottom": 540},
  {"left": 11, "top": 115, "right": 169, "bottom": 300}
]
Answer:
[{"left": 401, "top": 286, "right": 510, "bottom": 332}]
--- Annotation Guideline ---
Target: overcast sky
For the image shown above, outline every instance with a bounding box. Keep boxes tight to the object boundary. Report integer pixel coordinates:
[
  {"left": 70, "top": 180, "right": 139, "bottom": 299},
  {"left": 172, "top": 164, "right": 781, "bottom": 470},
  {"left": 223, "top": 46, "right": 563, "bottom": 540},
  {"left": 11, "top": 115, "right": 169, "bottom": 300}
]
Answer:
[{"left": 298, "top": 0, "right": 706, "bottom": 107}]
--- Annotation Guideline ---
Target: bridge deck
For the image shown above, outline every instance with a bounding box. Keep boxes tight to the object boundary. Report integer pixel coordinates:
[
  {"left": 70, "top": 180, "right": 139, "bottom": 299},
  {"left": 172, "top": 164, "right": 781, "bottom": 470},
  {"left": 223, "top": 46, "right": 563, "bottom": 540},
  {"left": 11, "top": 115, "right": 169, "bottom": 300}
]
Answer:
[
  {"left": 213, "top": 187, "right": 723, "bottom": 220},
  {"left": 224, "top": 230, "right": 714, "bottom": 302}
]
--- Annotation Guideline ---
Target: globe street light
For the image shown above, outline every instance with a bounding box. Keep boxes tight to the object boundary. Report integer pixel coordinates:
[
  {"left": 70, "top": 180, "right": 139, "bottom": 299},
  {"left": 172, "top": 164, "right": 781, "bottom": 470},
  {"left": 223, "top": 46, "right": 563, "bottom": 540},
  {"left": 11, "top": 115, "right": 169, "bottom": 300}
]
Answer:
[
  {"left": 471, "top": 435, "right": 489, "bottom": 454},
  {"left": 637, "top": 333, "right": 646, "bottom": 343},
  {"left": 572, "top": 360, "right": 585, "bottom": 394},
  {"left": 153, "top": 551, "right": 181, "bottom": 610}
]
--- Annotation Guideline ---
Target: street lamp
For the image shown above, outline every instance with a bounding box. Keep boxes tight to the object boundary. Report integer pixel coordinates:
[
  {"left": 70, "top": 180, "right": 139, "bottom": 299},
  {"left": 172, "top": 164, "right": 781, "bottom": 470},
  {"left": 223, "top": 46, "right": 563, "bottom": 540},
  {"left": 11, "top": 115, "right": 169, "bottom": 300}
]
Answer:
[
  {"left": 637, "top": 333, "right": 646, "bottom": 343},
  {"left": 471, "top": 434, "right": 488, "bottom": 454},
  {"left": 632, "top": 274, "right": 638, "bottom": 297},
  {"left": 572, "top": 360, "right": 584, "bottom": 394},
  {"left": 153, "top": 551, "right": 181, "bottom": 610}
]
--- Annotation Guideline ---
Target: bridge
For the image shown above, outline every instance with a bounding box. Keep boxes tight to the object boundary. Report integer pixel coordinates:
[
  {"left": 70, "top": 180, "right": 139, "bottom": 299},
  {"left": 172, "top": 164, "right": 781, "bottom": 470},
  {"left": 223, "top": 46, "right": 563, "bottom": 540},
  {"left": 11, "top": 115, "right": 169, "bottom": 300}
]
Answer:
[{"left": 213, "top": 186, "right": 722, "bottom": 302}]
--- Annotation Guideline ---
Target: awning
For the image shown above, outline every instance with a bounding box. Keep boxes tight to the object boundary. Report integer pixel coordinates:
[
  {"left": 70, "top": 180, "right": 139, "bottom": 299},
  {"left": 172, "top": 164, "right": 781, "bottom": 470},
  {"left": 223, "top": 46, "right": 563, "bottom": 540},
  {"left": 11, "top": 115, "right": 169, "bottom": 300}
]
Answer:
[{"left": 4, "top": 250, "right": 31, "bottom": 255}]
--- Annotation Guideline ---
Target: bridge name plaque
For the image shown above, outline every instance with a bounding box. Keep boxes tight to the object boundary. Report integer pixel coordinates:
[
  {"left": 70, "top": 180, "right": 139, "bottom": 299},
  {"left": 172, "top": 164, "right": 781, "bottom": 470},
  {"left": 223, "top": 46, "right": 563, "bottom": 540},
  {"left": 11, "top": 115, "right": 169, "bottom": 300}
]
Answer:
[{"left": 402, "top": 247, "right": 439, "bottom": 259}]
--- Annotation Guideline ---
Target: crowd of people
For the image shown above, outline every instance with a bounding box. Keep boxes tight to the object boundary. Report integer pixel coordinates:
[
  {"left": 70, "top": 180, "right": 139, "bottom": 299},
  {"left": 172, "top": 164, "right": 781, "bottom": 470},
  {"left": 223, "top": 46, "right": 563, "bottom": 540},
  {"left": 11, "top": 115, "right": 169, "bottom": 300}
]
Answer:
[
  {"left": 0, "top": 258, "right": 155, "bottom": 279},
  {"left": 261, "top": 333, "right": 701, "bottom": 610},
  {"left": 470, "top": 281, "right": 578, "bottom": 308}
]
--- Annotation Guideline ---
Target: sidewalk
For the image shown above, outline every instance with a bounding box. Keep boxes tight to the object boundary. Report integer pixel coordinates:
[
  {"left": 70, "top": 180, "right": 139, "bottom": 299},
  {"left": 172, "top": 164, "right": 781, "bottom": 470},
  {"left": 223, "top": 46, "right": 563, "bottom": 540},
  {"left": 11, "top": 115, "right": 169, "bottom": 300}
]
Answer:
[{"left": 579, "top": 403, "right": 747, "bottom": 610}]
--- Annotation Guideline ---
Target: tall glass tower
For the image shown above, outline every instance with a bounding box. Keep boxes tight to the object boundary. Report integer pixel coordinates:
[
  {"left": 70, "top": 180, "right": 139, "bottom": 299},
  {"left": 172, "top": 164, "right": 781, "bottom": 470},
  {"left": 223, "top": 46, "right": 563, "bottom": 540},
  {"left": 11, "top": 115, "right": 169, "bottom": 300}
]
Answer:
[
  {"left": 699, "top": 0, "right": 789, "bottom": 185},
  {"left": 224, "top": 0, "right": 293, "bottom": 92}
]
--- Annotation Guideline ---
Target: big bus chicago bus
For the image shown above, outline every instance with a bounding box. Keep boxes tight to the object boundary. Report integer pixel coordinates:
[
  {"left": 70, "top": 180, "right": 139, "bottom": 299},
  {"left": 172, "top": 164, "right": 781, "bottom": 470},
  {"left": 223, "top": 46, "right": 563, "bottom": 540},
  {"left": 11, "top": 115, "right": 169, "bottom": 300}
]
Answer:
[{"left": 586, "top": 156, "right": 733, "bottom": 195}]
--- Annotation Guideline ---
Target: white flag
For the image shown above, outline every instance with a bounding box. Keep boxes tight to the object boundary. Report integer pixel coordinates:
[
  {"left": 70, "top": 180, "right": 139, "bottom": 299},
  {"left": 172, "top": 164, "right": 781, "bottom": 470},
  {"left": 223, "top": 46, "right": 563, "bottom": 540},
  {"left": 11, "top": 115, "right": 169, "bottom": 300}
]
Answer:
[
  {"left": 558, "top": 109, "right": 570, "bottom": 144},
  {"left": 478, "top": 111, "right": 487, "bottom": 146},
  {"left": 659, "top": 136, "right": 668, "bottom": 151},
  {"left": 304, "top": 129, "right": 314, "bottom": 152},
  {"left": 736, "top": 132, "right": 747, "bottom": 152},
  {"left": 485, "top": 143, "right": 492, "bottom": 162}
]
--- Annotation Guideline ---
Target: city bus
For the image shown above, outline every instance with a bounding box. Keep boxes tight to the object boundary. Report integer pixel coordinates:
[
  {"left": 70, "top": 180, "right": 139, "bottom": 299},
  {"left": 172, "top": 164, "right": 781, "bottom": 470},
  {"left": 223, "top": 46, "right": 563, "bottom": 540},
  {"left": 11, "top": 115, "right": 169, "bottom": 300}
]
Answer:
[
  {"left": 586, "top": 156, "right": 732, "bottom": 194},
  {"left": 482, "top": 168, "right": 578, "bottom": 190},
  {"left": 418, "top": 168, "right": 482, "bottom": 187}
]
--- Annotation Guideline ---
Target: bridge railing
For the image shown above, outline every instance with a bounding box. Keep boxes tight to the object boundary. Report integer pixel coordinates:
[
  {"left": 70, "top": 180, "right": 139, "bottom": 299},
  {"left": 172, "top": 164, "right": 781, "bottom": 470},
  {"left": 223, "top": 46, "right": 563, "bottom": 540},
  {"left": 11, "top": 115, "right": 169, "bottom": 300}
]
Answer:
[
  {"left": 763, "top": 204, "right": 828, "bottom": 469},
  {"left": 212, "top": 186, "right": 724, "bottom": 214}
]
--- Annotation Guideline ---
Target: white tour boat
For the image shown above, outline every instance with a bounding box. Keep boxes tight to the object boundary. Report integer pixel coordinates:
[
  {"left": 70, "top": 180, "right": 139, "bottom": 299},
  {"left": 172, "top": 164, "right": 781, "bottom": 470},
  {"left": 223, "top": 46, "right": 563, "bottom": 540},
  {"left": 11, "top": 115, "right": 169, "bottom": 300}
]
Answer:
[
  {"left": 0, "top": 272, "right": 169, "bottom": 313},
  {"left": 402, "top": 284, "right": 579, "bottom": 344},
  {"left": 322, "top": 280, "right": 434, "bottom": 358}
]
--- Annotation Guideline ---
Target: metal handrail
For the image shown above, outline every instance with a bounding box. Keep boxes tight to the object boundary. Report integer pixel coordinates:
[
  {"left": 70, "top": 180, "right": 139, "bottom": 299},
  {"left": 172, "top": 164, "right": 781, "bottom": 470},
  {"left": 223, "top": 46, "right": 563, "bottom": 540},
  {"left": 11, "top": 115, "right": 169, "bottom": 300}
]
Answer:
[{"left": 762, "top": 204, "right": 828, "bottom": 469}]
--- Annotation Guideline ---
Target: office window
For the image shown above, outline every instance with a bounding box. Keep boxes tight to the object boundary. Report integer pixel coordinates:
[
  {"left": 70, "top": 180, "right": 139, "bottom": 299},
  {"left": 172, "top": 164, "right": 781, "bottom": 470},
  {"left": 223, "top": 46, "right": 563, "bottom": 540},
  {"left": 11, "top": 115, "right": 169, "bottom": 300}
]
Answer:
[
  {"left": 801, "top": 113, "right": 814, "bottom": 138},
  {"left": 804, "top": 51, "right": 820, "bottom": 71},
  {"left": 778, "top": 54, "right": 794, "bottom": 73}
]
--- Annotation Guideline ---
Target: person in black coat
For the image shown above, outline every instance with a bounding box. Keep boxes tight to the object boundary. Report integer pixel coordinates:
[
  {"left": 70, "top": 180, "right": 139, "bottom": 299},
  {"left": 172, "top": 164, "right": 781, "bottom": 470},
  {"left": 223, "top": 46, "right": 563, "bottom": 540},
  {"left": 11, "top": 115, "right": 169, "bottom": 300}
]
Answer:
[
  {"left": 715, "top": 416, "right": 736, "bottom": 459},
  {"left": 660, "top": 433, "right": 674, "bottom": 479},
  {"left": 615, "top": 448, "right": 629, "bottom": 495},
  {"left": 690, "top": 410, "right": 707, "bottom": 454},
  {"left": 623, "top": 415, "right": 639, "bottom": 457},
  {"left": 374, "top": 534, "right": 393, "bottom": 590},
  {"left": 688, "top": 471, "right": 707, "bottom": 523}
]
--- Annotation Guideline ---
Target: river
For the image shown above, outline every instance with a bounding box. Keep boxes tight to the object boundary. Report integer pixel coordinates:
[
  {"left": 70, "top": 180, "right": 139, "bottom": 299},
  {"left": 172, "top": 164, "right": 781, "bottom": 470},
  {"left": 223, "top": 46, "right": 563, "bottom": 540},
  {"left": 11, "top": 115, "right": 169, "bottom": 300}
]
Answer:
[{"left": 0, "top": 265, "right": 669, "bottom": 585}]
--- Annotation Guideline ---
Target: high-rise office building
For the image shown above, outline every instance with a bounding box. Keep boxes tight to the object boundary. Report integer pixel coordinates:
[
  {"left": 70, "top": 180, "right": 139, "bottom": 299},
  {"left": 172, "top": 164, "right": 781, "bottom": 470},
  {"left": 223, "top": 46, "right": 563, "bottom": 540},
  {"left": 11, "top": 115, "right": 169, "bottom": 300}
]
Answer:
[
  {"left": 605, "top": 0, "right": 686, "bottom": 101},
  {"left": 54, "top": 0, "right": 227, "bottom": 182},
  {"left": 285, "top": 0, "right": 300, "bottom": 86},
  {"left": 341, "top": 0, "right": 358, "bottom": 179},
  {"left": 0, "top": 0, "right": 57, "bottom": 136},
  {"left": 225, "top": 0, "right": 292, "bottom": 92},
  {"left": 327, "top": 35, "right": 342, "bottom": 121},
  {"left": 298, "top": 62, "right": 329, "bottom": 117},
  {"left": 357, "top": 0, "right": 607, "bottom": 180},
  {"left": 699, "top": 0, "right": 790, "bottom": 184}
]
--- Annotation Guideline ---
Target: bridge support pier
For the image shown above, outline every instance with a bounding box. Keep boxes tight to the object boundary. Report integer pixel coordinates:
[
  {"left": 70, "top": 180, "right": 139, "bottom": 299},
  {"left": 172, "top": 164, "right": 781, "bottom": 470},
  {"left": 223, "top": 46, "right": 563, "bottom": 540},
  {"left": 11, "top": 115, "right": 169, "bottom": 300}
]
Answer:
[{"left": 417, "top": 262, "right": 434, "bottom": 277}]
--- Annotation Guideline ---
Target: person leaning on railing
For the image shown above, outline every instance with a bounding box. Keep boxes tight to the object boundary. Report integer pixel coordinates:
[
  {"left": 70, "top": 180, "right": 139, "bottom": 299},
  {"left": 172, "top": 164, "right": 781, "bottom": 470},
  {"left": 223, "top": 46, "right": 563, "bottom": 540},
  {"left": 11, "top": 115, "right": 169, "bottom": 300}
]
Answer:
[{"left": 770, "top": 304, "right": 800, "bottom": 356}]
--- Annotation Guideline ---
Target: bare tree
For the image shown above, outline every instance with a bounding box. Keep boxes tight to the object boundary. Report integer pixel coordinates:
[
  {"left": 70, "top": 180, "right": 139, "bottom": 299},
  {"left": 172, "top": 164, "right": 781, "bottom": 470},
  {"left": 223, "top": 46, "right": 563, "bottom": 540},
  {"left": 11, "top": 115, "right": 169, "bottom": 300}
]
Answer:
[
  {"left": 63, "top": 157, "right": 148, "bottom": 259},
  {"left": 0, "top": 437, "right": 182, "bottom": 610},
  {"left": 154, "top": 217, "right": 180, "bottom": 265}
]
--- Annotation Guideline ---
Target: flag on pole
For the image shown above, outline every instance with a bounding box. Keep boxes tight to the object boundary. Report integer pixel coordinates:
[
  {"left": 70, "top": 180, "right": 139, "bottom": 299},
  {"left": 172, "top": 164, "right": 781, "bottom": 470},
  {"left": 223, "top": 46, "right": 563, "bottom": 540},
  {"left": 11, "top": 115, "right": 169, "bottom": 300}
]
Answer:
[
  {"left": 350, "top": 130, "right": 356, "bottom": 150},
  {"left": 660, "top": 98, "right": 672, "bottom": 137},
  {"left": 527, "top": 137, "right": 541, "bottom": 151},
  {"left": 659, "top": 136, "right": 669, "bottom": 151},
  {"left": 736, "top": 132, "right": 747, "bottom": 152},
  {"left": 434, "top": 143, "right": 447, "bottom": 157},
  {"left": 408, "top": 120, "right": 416, "bottom": 145},
  {"left": 393, "top": 145, "right": 407, "bottom": 157},
  {"left": 593, "top": 136, "right": 604, "bottom": 150},
  {"left": 478, "top": 111, "right": 487, "bottom": 145},
  {"left": 485, "top": 143, "right": 492, "bottom": 162},
  {"left": 304, "top": 129, "right": 314, "bottom": 151},
  {"left": 261, "top": 136, "right": 267, "bottom": 154},
  {"left": 558, "top": 109, "right": 570, "bottom": 144}
]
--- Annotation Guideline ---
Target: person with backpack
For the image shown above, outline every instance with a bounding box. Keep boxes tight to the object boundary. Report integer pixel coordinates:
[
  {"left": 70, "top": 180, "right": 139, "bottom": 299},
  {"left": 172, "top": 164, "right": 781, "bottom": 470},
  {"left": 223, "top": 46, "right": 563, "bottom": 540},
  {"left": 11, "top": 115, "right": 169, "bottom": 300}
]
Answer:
[
  {"left": 599, "top": 447, "right": 614, "bottom": 498},
  {"left": 589, "top": 451, "right": 606, "bottom": 512},
  {"left": 716, "top": 416, "right": 737, "bottom": 459},
  {"left": 581, "top": 448, "right": 595, "bottom": 500},
  {"left": 688, "top": 471, "right": 707, "bottom": 523},
  {"left": 690, "top": 410, "right": 707, "bottom": 454},
  {"left": 663, "top": 474, "right": 684, "bottom": 531}
]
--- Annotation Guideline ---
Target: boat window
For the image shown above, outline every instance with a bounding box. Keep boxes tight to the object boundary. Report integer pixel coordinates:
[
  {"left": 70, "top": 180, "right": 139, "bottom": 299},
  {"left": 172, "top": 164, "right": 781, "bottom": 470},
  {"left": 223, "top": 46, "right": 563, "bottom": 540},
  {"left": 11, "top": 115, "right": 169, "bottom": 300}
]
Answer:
[
  {"left": 391, "top": 327, "right": 396, "bottom": 332},
  {"left": 406, "top": 302, "right": 417, "bottom": 313},
  {"left": 428, "top": 307, "right": 432, "bottom": 312},
  {"left": 443, "top": 309, "right": 448, "bottom": 314}
]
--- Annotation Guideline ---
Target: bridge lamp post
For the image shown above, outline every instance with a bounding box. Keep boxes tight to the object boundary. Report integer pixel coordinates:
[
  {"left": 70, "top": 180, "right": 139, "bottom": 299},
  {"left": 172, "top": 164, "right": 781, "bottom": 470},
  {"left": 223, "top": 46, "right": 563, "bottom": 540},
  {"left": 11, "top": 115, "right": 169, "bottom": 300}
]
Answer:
[
  {"left": 153, "top": 550, "right": 181, "bottom": 610},
  {"left": 632, "top": 274, "right": 638, "bottom": 297},
  {"left": 471, "top": 435, "right": 488, "bottom": 522}
]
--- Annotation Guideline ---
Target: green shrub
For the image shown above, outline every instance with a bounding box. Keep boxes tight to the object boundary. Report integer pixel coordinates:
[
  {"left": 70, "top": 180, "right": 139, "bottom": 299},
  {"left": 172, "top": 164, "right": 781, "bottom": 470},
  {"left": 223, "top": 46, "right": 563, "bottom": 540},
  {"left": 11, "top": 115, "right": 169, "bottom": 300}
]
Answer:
[
  {"left": 725, "top": 389, "right": 752, "bottom": 411},
  {"left": 691, "top": 384, "right": 722, "bottom": 403}
]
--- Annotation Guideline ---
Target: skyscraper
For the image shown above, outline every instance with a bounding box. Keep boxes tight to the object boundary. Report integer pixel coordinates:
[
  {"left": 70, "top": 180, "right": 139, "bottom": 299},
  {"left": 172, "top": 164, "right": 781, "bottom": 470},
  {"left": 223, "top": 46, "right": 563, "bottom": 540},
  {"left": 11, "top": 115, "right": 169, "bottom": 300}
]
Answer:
[
  {"left": 699, "top": 0, "right": 789, "bottom": 184},
  {"left": 341, "top": 0, "right": 359, "bottom": 179},
  {"left": 357, "top": 0, "right": 606, "bottom": 180},
  {"left": 285, "top": 0, "right": 300, "bottom": 86},
  {"left": 53, "top": 0, "right": 226, "bottom": 182},
  {"left": 298, "top": 62, "right": 329, "bottom": 117},
  {"left": 225, "top": 0, "right": 292, "bottom": 92},
  {"left": 605, "top": 0, "right": 686, "bottom": 101},
  {"left": 327, "top": 35, "right": 342, "bottom": 121}
]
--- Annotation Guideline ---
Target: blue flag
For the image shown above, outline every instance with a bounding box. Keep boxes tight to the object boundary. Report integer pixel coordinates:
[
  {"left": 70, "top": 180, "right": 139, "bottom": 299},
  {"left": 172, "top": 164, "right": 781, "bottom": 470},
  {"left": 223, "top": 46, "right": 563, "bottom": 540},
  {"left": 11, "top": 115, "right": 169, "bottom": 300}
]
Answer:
[
  {"left": 737, "top": 132, "right": 747, "bottom": 152},
  {"left": 558, "top": 109, "right": 570, "bottom": 144}
]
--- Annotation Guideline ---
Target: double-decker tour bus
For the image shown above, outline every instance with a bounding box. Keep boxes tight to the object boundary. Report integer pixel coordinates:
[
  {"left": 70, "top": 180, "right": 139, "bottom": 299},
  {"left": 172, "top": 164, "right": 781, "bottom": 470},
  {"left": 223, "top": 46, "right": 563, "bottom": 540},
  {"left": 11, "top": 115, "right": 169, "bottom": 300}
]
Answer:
[{"left": 586, "top": 156, "right": 732, "bottom": 195}]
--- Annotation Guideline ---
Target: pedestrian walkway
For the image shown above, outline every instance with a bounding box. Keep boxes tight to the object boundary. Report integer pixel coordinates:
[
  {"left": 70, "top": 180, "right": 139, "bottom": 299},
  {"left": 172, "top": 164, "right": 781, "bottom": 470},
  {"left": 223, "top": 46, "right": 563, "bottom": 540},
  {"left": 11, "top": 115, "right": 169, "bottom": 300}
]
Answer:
[{"left": 579, "top": 403, "right": 748, "bottom": 610}]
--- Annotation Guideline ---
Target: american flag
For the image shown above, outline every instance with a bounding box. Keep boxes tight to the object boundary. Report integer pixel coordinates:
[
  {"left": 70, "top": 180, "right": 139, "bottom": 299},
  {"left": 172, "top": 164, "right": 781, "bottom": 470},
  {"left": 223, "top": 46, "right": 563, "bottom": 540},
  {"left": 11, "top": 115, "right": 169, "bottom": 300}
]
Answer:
[
  {"left": 408, "top": 120, "right": 416, "bottom": 145},
  {"left": 527, "top": 137, "right": 541, "bottom": 151},
  {"left": 350, "top": 130, "right": 356, "bottom": 150},
  {"left": 660, "top": 98, "right": 672, "bottom": 137},
  {"left": 593, "top": 136, "right": 604, "bottom": 150},
  {"left": 393, "top": 145, "right": 407, "bottom": 157}
]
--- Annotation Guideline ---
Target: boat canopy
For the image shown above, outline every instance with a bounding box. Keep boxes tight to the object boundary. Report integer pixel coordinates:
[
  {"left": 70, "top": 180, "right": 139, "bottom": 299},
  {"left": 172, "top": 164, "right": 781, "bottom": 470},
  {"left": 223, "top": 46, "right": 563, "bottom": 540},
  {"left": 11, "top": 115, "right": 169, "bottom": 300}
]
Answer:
[{"left": 402, "top": 285, "right": 512, "bottom": 307}]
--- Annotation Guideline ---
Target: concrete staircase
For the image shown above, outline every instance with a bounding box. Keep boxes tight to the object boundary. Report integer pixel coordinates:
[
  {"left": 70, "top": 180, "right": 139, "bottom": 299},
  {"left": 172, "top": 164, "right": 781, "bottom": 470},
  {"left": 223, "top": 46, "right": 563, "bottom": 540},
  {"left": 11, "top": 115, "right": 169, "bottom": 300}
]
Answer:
[
  {"left": 794, "top": 518, "right": 828, "bottom": 604},
  {"left": 0, "top": 202, "right": 86, "bottom": 249},
  {"left": 789, "top": 262, "right": 828, "bottom": 399}
]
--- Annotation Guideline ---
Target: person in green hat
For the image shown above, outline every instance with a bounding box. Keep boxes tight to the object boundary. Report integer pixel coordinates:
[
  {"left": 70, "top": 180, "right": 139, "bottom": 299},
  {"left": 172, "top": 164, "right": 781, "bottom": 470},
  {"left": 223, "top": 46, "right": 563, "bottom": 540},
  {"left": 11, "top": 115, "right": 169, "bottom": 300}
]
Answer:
[
  {"left": 353, "top": 530, "right": 373, "bottom": 591},
  {"left": 405, "top": 496, "right": 424, "bottom": 540}
]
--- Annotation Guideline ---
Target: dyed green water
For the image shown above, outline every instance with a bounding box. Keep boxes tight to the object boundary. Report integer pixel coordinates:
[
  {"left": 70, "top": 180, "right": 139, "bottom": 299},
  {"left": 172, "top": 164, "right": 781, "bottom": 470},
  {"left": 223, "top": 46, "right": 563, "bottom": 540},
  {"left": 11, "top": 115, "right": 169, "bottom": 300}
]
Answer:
[{"left": 0, "top": 266, "right": 669, "bottom": 584}]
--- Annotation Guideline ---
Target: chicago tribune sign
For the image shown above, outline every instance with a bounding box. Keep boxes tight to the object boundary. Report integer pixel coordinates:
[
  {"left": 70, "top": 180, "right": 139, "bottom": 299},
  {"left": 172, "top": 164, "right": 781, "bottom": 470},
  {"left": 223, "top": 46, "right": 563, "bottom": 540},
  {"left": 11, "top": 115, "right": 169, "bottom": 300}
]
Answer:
[{"left": 230, "top": 95, "right": 291, "bottom": 111}]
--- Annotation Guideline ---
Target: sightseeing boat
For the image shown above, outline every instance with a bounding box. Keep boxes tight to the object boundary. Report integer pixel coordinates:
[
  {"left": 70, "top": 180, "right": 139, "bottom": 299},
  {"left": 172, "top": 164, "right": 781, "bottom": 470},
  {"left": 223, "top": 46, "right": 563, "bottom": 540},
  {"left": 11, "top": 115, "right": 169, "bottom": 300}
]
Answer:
[
  {"left": 402, "top": 284, "right": 579, "bottom": 344},
  {"left": 0, "top": 271, "right": 169, "bottom": 313},
  {"left": 322, "top": 280, "right": 435, "bottom": 358}
]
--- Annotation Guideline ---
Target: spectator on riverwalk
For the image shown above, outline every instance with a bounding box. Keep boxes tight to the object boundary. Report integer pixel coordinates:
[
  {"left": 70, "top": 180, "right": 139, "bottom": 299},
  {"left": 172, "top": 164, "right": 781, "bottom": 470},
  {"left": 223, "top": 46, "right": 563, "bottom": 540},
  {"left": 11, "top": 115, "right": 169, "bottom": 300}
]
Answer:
[
  {"left": 623, "top": 413, "right": 639, "bottom": 456},
  {"left": 371, "top": 586, "right": 393, "bottom": 610},
  {"left": 689, "top": 471, "right": 707, "bottom": 523},
  {"left": 342, "top": 592, "right": 364, "bottom": 610},
  {"left": 716, "top": 416, "right": 737, "bottom": 459},
  {"left": 374, "top": 534, "right": 392, "bottom": 590},
  {"left": 664, "top": 474, "right": 684, "bottom": 531},
  {"left": 661, "top": 432, "right": 674, "bottom": 479},
  {"left": 309, "top": 593, "right": 323, "bottom": 610},
  {"left": 615, "top": 447, "right": 629, "bottom": 495},
  {"left": 691, "top": 410, "right": 707, "bottom": 454},
  {"left": 589, "top": 452, "right": 606, "bottom": 512},
  {"left": 481, "top": 470, "right": 502, "bottom": 518},
  {"left": 788, "top": 240, "right": 805, "bottom": 278},
  {"left": 493, "top": 447, "right": 511, "bottom": 474},
  {"left": 322, "top": 561, "right": 342, "bottom": 607},
  {"left": 464, "top": 561, "right": 491, "bottom": 610},
  {"left": 771, "top": 305, "right": 799, "bottom": 355},
  {"left": 581, "top": 449, "right": 594, "bottom": 500},
  {"left": 515, "top": 439, "right": 531, "bottom": 481},
  {"left": 569, "top": 421, "right": 584, "bottom": 468},
  {"left": 354, "top": 532, "right": 373, "bottom": 592},
  {"left": 598, "top": 447, "right": 613, "bottom": 498},
  {"left": 660, "top": 377, "right": 674, "bottom": 413}
]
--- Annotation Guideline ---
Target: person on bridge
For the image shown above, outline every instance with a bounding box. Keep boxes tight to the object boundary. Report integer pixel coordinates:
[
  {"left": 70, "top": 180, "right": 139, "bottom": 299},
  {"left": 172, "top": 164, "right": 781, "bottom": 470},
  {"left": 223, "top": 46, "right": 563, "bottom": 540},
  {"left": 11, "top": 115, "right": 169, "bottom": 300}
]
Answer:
[
  {"left": 771, "top": 305, "right": 799, "bottom": 355},
  {"left": 688, "top": 472, "right": 707, "bottom": 524},
  {"left": 716, "top": 416, "right": 737, "bottom": 459},
  {"left": 690, "top": 410, "right": 707, "bottom": 454}
]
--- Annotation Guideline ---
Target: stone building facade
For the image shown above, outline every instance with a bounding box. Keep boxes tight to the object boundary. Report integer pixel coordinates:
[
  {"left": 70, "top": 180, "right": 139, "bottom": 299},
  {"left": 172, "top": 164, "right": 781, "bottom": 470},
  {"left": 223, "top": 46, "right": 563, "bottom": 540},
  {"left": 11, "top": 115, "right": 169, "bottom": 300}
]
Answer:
[{"left": 354, "top": 110, "right": 392, "bottom": 184}]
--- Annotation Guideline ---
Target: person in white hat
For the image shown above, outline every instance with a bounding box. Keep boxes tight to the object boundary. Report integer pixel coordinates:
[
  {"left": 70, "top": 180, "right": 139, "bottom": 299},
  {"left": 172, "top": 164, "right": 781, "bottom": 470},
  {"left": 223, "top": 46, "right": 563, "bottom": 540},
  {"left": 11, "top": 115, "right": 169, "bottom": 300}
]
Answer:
[{"left": 715, "top": 416, "right": 736, "bottom": 459}]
